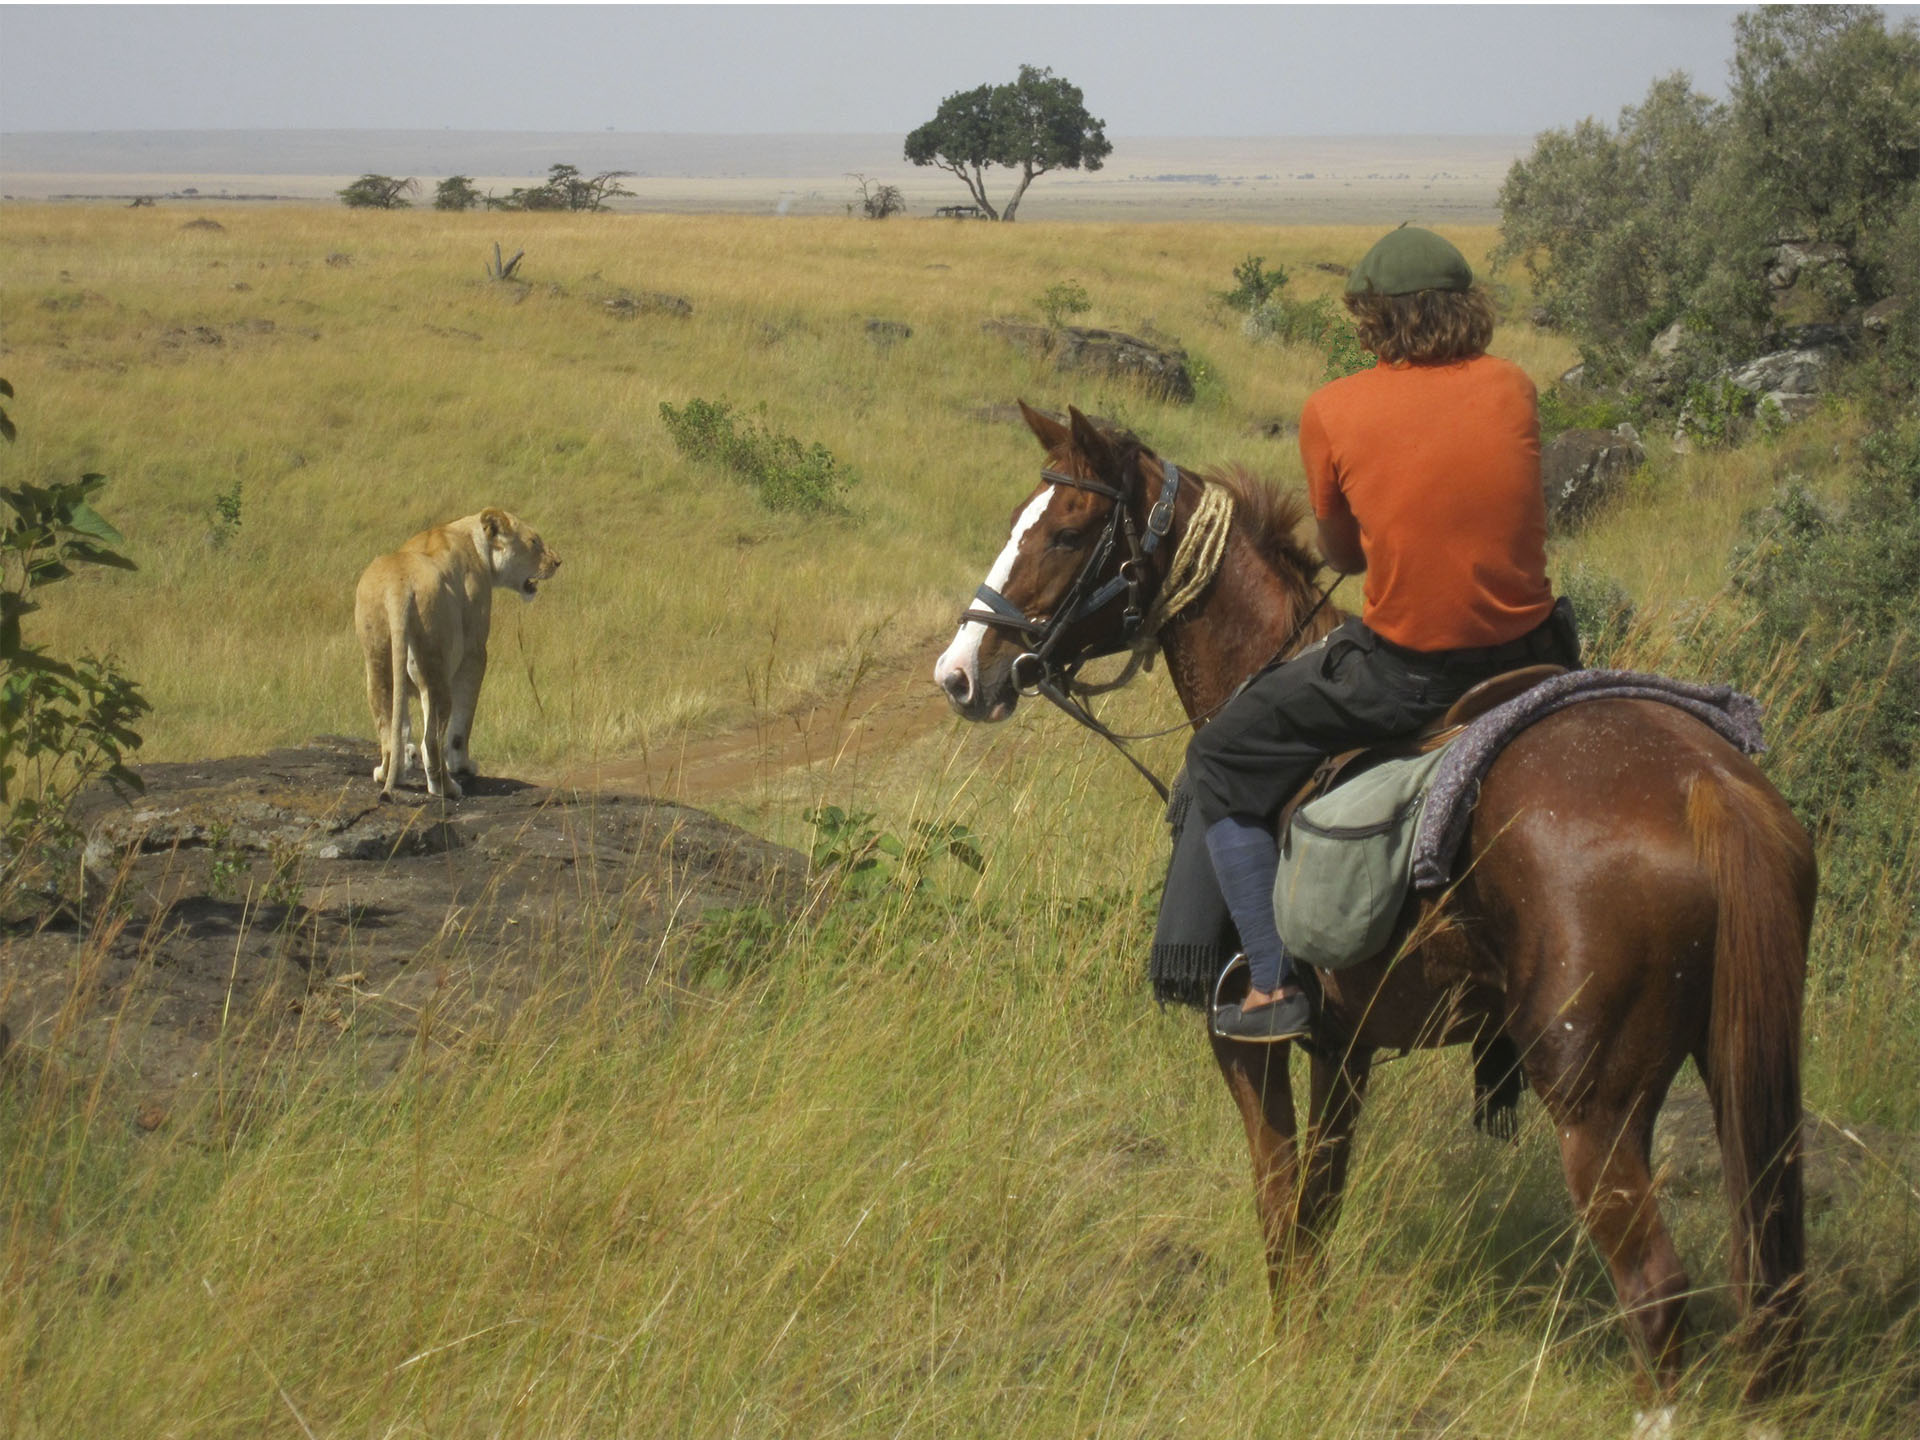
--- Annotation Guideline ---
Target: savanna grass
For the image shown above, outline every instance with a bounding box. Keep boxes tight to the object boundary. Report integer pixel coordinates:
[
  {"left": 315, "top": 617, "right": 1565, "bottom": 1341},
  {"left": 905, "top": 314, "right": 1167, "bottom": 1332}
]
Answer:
[
  {"left": 2, "top": 204, "right": 1914, "bottom": 1437},
  {"left": 0, "top": 206, "right": 1566, "bottom": 768}
]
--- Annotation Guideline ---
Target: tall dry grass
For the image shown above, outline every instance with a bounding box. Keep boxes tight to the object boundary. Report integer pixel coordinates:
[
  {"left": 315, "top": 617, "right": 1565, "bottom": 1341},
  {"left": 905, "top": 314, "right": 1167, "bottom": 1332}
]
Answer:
[
  {"left": 2, "top": 204, "right": 1914, "bottom": 1436},
  {"left": 0, "top": 206, "right": 1567, "bottom": 767}
]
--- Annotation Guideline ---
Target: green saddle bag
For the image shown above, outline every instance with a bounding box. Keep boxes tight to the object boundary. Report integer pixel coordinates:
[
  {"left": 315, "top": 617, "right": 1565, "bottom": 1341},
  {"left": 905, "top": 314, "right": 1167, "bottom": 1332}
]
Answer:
[{"left": 1272, "top": 744, "right": 1450, "bottom": 970}]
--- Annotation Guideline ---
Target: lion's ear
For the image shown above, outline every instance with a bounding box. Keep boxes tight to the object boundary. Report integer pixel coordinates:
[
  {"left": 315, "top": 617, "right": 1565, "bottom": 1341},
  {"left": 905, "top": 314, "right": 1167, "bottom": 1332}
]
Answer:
[{"left": 479, "top": 508, "right": 508, "bottom": 539}]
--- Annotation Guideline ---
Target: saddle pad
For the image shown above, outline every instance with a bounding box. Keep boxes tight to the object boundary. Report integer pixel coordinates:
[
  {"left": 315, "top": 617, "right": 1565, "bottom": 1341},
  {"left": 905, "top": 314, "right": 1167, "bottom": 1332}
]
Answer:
[
  {"left": 1410, "top": 669, "right": 1766, "bottom": 892},
  {"left": 1273, "top": 743, "right": 1450, "bottom": 971}
]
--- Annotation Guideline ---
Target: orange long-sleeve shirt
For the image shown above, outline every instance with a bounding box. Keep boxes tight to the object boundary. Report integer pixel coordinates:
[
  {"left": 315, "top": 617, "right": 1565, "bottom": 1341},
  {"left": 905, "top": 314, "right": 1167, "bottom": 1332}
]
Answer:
[{"left": 1299, "top": 354, "right": 1554, "bottom": 653}]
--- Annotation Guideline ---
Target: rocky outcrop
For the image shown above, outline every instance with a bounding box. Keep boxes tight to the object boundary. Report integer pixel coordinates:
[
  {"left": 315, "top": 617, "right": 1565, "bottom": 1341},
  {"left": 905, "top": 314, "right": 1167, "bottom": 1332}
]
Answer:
[
  {"left": 984, "top": 319, "right": 1195, "bottom": 403},
  {"left": 4, "top": 739, "right": 803, "bottom": 1095},
  {"left": 1726, "top": 344, "right": 1840, "bottom": 421},
  {"left": 1767, "top": 240, "right": 1850, "bottom": 291},
  {"left": 1862, "top": 295, "right": 1903, "bottom": 338},
  {"left": 1542, "top": 424, "right": 1644, "bottom": 531}
]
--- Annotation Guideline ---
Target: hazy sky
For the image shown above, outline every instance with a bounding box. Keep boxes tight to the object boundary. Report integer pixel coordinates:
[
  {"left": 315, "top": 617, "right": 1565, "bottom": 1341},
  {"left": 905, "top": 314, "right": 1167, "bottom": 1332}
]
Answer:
[{"left": 3, "top": 4, "right": 1916, "bottom": 137}]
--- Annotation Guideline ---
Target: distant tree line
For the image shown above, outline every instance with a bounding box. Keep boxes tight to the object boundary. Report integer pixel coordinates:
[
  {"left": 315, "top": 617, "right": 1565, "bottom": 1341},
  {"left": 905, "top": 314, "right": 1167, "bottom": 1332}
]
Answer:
[
  {"left": 339, "top": 164, "right": 635, "bottom": 213},
  {"left": 1496, "top": 4, "right": 1920, "bottom": 394}
]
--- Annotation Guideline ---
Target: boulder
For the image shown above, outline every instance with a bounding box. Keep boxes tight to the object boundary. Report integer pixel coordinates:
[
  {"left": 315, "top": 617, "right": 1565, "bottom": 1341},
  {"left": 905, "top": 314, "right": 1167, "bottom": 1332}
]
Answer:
[
  {"left": 1649, "top": 320, "right": 1687, "bottom": 362},
  {"left": 1862, "top": 296, "right": 1903, "bottom": 338},
  {"left": 1542, "top": 424, "right": 1643, "bottom": 531},
  {"left": 1726, "top": 340, "right": 1846, "bottom": 421},
  {"left": 1767, "top": 240, "right": 1849, "bottom": 290},
  {"left": 983, "top": 319, "right": 1195, "bottom": 403}
]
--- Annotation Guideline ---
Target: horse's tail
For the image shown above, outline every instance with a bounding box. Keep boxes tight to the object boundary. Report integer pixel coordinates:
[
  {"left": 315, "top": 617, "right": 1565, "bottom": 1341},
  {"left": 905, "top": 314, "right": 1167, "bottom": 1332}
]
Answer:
[{"left": 1686, "top": 765, "right": 1815, "bottom": 1394}]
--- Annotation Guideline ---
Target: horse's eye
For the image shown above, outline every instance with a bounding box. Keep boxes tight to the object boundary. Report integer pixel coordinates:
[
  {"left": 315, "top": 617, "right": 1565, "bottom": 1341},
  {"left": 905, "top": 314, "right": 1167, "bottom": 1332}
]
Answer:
[{"left": 1050, "top": 528, "right": 1085, "bottom": 551}]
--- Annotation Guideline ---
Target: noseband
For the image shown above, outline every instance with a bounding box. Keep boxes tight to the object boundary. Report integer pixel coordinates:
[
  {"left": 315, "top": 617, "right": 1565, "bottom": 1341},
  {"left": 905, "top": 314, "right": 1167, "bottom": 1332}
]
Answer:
[{"left": 958, "top": 460, "right": 1182, "bottom": 695}]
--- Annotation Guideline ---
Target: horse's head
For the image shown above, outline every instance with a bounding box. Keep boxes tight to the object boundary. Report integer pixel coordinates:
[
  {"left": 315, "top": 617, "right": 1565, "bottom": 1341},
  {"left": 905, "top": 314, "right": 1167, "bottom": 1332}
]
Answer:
[{"left": 935, "top": 402, "right": 1161, "bottom": 722}]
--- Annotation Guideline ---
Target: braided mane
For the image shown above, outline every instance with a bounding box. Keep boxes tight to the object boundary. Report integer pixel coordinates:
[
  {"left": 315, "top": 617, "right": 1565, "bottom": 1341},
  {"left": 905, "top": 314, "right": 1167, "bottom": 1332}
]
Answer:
[
  {"left": 1067, "top": 419, "right": 1326, "bottom": 600},
  {"left": 1199, "top": 464, "right": 1322, "bottom": 590}
]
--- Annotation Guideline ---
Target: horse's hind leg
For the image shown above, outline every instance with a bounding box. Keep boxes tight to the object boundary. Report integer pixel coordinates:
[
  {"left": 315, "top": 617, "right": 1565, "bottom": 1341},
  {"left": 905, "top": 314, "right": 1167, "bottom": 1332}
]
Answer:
[{"left": 1549, "top": 1094, "right": 1691, "bottom": 1397}]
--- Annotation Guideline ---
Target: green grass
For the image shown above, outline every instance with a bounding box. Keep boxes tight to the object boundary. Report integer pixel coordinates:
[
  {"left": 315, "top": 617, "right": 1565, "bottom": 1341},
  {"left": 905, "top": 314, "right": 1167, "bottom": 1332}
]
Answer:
[
  {"left": 0, "top": 206, "right": 1570, "bottom": 766},
  {"left": 1, "top": 204, "right": 1914, "bottom": 1436}
]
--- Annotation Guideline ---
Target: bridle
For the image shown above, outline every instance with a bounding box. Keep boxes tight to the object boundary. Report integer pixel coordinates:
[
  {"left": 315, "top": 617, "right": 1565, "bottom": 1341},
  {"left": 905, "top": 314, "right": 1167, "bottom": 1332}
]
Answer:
[
  {"left": 958, "top": 459, "right": 1182, "bottom": 698},
  {"left": 956, "top": 453, "right": 1342, "bottom": 802}
]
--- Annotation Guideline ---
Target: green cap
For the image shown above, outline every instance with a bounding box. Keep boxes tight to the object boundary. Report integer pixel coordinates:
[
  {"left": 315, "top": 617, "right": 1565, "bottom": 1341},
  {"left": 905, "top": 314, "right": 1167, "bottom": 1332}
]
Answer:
[{"left": 1345, "top": 224, "right": 1473, "bottom": 296}]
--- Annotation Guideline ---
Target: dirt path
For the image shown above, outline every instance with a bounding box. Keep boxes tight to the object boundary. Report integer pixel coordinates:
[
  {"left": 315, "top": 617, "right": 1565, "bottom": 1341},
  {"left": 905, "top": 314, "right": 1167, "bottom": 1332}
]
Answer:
[{"left": 553, "top": 645, "right": 956, "bottom": 805}]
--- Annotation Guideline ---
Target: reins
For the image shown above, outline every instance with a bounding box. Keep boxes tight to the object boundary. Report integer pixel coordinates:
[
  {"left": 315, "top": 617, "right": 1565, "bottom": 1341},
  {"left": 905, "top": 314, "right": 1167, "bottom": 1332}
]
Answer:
[{"left": 959, "top": 454, "right": 1346, "bottom": 802}]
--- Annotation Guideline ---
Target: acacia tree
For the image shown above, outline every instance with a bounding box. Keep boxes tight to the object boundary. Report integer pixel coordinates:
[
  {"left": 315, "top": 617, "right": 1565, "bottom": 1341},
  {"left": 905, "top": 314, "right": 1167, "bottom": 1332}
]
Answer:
[
  {"left": 338, "top": 174, "right": 417, "bottom": 209},
  {"left": 491, "top": 164, "right": 635, "bottom": 212},
  {"left": 434, "top": 175, "right": 484, "bottom": 211},
  {"left": 905, "top": 65, "right": 1111, "bottom": 221}
]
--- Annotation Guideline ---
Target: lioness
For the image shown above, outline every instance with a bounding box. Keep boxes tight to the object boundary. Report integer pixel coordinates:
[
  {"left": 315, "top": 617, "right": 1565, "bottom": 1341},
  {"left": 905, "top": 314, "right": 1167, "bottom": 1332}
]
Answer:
[{"left": 353, "top": 508, "right": 560, "bottom": 800}]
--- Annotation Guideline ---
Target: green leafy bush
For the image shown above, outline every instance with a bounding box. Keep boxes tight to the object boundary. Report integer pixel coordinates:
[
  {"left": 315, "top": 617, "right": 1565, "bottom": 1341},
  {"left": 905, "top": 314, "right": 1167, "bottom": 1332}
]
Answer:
[
  {"left": 1496, "top": 7, "right": 1920, "bottom": 397},
  {"left": 1035, "top": 279, "right": 1091, "bottom": 329},
  {"left": 1217, "top": 255, "right": 1287, "bottom": 313},
  {"left": 1536, "top": 385, "right": 1637, "bottom": 440},
  {"left": 659, "top": 398, "right": 858, "bottom": 516},
  {"left": 1235, "top": 262, "right": 1374, "bottom": 383},
  {"left": 337, "top": 174, "right": 416, "bottom": 210},
  {"left": 803, "top": 804, "right": 984, "bottom": 901},
  {"left": 433, "top": 175, "right": 484, "bottom": 212},
  {"left": 1723, "top": 421, "right": 1920, "bottom": 830},
  {"left": 0, "top": 464, "right": 149, "bottom": 891}
]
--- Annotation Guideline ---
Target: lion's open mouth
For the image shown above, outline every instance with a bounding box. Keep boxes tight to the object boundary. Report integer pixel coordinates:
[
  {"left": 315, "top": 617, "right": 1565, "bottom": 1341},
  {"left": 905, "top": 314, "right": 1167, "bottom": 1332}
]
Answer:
[{"left": 522, "top": 578, "right": 540, "bottom": 597}]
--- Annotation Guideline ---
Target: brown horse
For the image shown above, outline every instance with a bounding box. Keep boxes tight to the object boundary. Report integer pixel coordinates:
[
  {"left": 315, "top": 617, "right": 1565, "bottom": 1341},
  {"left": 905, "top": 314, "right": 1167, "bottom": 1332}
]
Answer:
[{"left": 935, "top": 404, "right": 1814, "bottom": 1401}]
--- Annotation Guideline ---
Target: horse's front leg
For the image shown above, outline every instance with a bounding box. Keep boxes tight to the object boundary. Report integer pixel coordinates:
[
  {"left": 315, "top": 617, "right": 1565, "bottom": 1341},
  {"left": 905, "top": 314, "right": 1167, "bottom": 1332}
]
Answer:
[
  {"left": 1211, "top": 1034, "right": 1302, "bottom": 1293},
  {"left": 1299, "top": 1045, "right": 1373, "bottom": 1246}
]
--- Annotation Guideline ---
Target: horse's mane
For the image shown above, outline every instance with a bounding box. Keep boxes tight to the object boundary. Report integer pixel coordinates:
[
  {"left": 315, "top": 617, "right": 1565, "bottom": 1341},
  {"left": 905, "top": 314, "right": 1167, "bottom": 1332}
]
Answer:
[
  {"left": 1065, "top": 421, "right": 1324, "bottom": 595},
  {"left": 1196, "top": 464, "right": 1321, "bottom": 588}
]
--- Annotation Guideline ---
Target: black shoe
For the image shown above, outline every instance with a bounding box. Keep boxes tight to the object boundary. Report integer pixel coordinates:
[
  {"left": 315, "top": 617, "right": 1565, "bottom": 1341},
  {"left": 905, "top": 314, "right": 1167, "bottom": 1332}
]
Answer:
[{"left": 1211, "top": 988, "right": 1313, "bottom": 1044}]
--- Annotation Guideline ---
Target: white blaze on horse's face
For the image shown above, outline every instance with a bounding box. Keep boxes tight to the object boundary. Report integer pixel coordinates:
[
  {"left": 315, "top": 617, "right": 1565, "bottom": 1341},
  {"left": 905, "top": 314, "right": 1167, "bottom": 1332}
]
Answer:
[{"left": 935, "top": 487, "right": 1055, "bottom": 721}]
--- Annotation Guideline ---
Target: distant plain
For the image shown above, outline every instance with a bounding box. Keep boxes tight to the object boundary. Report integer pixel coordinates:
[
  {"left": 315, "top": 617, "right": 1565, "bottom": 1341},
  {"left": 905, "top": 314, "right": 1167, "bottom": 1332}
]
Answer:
[{"left": 0, "top": 129, "right": 1527, "bottom": 223}]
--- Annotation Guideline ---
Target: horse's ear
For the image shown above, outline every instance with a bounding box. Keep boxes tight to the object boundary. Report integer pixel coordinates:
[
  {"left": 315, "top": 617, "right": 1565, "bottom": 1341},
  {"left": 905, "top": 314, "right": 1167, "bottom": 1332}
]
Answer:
[
  {"left": 1018, "top": 400, "right": 1071, "bottom": 452},
  {"left": 1067, "top": 406, "right": 1117, "bottom": 479}
]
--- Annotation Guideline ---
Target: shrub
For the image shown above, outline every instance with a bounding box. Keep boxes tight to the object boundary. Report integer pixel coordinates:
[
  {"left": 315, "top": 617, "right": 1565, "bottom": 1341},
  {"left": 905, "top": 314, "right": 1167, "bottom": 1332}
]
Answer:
[
  {"left": 1217, "top": 255, "right": 1287, "bottom": 313},
  {"left": 1722, "top": 421, "right": 1920, "bottom": 830},
  {"left": 1536, "top": 385, "right": 1636, "bottom": 440},
  {"left": 659, "top": 398, "right": 858, "bottom": 516},
  {"left": 0, "top": 450, "right": 149, "bottom": 892},
  {"left": 847, "top": 174, "right": 906, "bottom": 220},
  {"left": 1035, "top": 279, "right": 1091, "bottom": 329},
  {"left": 1496, "top": 8, "right": 1920, "bottom": 398}
]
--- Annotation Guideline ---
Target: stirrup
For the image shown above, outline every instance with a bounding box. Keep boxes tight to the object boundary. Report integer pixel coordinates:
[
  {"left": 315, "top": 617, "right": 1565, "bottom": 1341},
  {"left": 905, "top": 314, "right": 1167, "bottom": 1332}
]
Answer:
[{"left": 1208, "top": 955, "right": 1313, "bottom": 1045}]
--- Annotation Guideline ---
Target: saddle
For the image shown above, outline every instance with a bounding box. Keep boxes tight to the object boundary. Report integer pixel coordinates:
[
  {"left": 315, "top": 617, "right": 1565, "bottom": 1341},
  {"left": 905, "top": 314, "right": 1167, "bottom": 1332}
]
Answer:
[{"left": 1277, "top": 664, "right": 1567, "bottom": 838}]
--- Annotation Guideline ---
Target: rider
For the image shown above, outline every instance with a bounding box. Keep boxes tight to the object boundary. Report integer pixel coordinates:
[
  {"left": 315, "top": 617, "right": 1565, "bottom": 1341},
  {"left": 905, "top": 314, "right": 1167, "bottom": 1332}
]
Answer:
[{"left": 1189, "top": 223, "right": 1580, "bottom": 1043}]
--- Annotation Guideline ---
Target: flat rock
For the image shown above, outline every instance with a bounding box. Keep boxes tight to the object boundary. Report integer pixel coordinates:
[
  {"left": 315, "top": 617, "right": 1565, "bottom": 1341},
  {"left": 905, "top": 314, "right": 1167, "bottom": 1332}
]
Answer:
[
  {"left": 4, "top": 738, "right": 802, "bottom": 1095},
  {"left": 983, "top": 319, "right": 1195, "bottom": 403}
]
